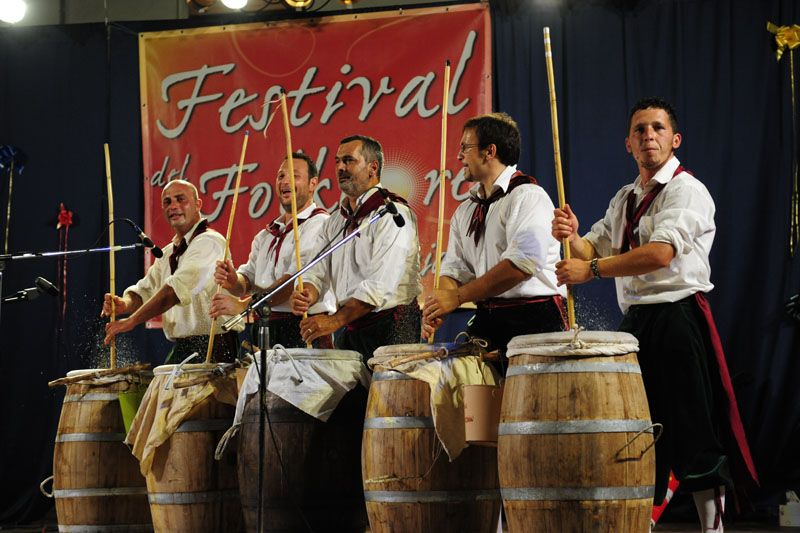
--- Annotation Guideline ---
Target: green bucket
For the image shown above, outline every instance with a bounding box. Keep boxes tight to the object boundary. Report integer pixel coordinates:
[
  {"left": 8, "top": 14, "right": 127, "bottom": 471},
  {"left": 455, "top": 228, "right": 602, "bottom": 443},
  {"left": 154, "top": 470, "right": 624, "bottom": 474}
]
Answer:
[{"left": 118, "top": 386, "right": 147, "bottom": 434}]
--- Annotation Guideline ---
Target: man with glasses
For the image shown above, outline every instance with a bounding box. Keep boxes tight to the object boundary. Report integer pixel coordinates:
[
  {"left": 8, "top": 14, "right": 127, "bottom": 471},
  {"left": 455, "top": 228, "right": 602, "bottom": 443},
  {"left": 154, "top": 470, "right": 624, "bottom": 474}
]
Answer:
[
  {"left": 290, "top": 135, "right": 422, "bottom": 361},
  {"left": 422, "top": 112, "right": 566, "bottom": 357}
]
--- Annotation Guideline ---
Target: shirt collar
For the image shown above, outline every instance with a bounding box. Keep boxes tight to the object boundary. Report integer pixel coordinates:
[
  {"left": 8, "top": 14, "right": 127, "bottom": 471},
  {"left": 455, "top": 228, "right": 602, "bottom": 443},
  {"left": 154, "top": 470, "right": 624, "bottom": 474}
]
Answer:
[
  {"left": 469, "top": 165, "right": 518, "bottom": 199},
  {"left": 272, "top": 202, "right": 320, "bottom": 229},
  {"left": 173, "top": 218, "right": 206, "bottom": 247},
  {"left": 633, "top": 156, "right": 680, "bottom": 194},
  {"left": 344, "top": 186, "right": 382, "bottom": 214}
]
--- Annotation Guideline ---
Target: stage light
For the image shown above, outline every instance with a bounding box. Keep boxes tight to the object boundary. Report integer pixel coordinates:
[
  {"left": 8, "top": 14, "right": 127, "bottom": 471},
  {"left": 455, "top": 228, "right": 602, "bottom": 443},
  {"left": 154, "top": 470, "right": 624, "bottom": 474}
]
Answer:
[
  {"left": 282, "top": 0, "right": 313, "bottom": 10},
  {"left": 221, "top": 0, "right": 248, "bottom": 8},
  {"left": 0, "top": 0, "right": 26, "bottom": 24},
  {"left": 336, "top": 0, "right": 359, "bottom": 7}
]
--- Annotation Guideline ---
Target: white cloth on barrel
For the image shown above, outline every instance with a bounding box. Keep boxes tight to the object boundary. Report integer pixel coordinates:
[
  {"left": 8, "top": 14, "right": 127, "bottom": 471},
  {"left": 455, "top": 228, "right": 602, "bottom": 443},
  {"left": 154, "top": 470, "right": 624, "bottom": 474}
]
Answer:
[
  {"left": 234, "top": 347, "right": 370, "bottom": 427},
  {"left": 124, "top": 363, "right": 239, "bottom": 476},
  {"left": 370, "top": 344, "right": 502, "bottom": 462}
]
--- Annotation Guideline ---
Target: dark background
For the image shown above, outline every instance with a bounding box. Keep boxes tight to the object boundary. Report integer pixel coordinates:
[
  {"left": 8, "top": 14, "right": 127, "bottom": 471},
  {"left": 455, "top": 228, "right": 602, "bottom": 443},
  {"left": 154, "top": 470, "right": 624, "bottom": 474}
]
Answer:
[{"left": 1, "top": 0, "right": 799, "bottom": 525}]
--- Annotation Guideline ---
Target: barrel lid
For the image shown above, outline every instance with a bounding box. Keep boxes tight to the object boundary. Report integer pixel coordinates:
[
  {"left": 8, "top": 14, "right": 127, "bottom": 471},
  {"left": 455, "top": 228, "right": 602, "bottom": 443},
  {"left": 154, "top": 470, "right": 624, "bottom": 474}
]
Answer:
[
  {"left": 65, "top": 368, "right": 154, "bottom": 378},
  {"left": 259, "top": 347, "right": 363, "bottom": 361},
  {"left": 507, "top": 330, "right": 639, "bottom": 358},
  {"left": 369, "top": 342, "right": 483, "bottom": 370},
  {"left": 153, "top": 362, "right": 223, "bottom": 375}
]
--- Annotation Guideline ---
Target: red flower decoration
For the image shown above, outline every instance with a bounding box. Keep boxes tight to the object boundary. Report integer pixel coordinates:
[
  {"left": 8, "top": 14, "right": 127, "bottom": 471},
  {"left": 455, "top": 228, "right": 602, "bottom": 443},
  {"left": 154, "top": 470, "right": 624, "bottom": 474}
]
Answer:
[{"left": 57, "top": 203, "right": 73, "bottom": 229}]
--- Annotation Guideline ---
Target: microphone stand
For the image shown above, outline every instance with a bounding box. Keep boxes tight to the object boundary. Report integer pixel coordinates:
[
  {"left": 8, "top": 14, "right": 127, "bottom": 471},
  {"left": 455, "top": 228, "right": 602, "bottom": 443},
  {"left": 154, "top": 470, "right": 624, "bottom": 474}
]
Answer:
[
  {"left": 222, "top": 205, "right": 395, "bottom": 333},
  {"left": 0, "top": 243, "right": 149, "bottom": 327},
  {"left": 226, "top": 205, "right": 394, "bottom": 533},
  {"left": 254, "top": 303, "right": 270, "bottom": 533}
]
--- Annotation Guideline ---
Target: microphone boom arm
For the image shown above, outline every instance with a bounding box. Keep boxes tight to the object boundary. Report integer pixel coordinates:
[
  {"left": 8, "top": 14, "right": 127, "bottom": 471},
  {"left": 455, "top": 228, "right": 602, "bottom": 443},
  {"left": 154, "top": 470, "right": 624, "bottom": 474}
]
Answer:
[{"left": 222, "top": 205, "right": 393, "bottom": 332}]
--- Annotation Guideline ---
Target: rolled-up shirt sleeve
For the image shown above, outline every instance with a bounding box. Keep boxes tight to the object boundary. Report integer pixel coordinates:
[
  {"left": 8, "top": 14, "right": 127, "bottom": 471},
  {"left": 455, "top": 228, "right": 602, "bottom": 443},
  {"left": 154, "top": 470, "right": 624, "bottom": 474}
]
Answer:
[
  {"left": 499, "top": 187, "right": 558, "bottom": 276},
  {"left": 440, "top": 214, "right": 476, "bottom": 286},
  {"left": 165, "top": 234, "right": 224, "bottom": 305},
  {"left": 645, "top": 180, "right": 715, "bottom": 258},
  {"left": 584, "top": 188, "right": 628, "bottom": 258}
]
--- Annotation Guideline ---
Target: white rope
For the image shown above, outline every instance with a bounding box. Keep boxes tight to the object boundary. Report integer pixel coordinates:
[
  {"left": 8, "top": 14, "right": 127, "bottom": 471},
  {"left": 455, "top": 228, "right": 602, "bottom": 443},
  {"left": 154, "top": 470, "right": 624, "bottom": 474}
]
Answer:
[{"left": 164, "top": 352, "right": 200, "bottom": 390}]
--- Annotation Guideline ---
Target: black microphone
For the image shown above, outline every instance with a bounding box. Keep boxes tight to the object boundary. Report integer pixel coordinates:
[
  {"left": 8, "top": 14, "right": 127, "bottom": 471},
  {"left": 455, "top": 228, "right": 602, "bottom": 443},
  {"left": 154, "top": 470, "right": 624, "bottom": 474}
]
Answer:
[
  {"left": 378, "top": 189, "right": 405, "bottom": 228},
  {"left": 35, "top": 277, "right": 59, "bottom": 296},
  {"left": 128, "top": 220, "right": 164, "bottom": 258}
]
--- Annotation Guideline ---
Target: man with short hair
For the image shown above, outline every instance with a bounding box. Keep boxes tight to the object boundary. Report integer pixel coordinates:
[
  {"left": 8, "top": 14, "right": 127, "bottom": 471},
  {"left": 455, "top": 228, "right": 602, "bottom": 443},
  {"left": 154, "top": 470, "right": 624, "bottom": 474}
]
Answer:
[
  {"left": 290, "top": 135, "right": 422, "bottom": 360},
  {"left": 422, "top": 112, "right": 566, "bottom": 355},
  {"left": 102, "top": 179, "right": 242, "bottom": 363},
  {"left": 551, "top": 97, "right": 758, "bottom": 533},
  {"left": 210, "top": 152, "right": 335, "bottom": 348}
]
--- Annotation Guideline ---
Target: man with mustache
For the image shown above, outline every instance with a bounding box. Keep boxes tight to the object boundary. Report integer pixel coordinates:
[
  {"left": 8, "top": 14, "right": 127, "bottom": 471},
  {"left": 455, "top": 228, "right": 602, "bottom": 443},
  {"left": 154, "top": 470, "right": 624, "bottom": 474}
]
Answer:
[
  {"left": 422, "top": 112, "right": 566, "bottom": 356},
  {"left": 551, "top": 97, "right": 758, "bottom": 533},
  {"left": 102, "top": 179, "right": 243, "bottom": 363},
  {"left": 210, "top": 152, "right": 335, "bottom": 348},
  {"left": 290, "top": 135, "right": 422, "bottom": 360}
]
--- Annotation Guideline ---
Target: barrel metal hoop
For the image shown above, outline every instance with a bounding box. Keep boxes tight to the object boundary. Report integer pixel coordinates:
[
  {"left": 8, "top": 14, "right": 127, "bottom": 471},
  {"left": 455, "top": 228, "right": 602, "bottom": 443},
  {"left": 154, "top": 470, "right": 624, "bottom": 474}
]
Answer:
[
  {"left": 53, "top": 487, "right": 148, "bottom": 498},
  {"left": 500, "top": 485, "right": 654, "bottom": 501},
  {"left": 364, "top": 489, "right": 500, "bottom": 503},
  {"left": 363, "top": 416, "right": 434, "bottom": 430},
  {"left": 498, "top": 419, "right": 654, "bottom": 435},
  {"left": 174, "top": 419, "right": 232, "bottom": 433},
  {"left": 148, "top": 489, "right": 240, "bottom": 505},
  {"left": 55, "top": 432, "right": 127, "bottom": 442},
  {"left": 58, "top": 525, "right": 154, "bottom": 532},
  {"left": 63, "top": 393, "right": 122, "bottom": 403},
  {"left": 372, "top": 371, "right": 415, "bottom": 382},
  {"left": 506, "top": 362, "right": 641, "bottom": 377}
]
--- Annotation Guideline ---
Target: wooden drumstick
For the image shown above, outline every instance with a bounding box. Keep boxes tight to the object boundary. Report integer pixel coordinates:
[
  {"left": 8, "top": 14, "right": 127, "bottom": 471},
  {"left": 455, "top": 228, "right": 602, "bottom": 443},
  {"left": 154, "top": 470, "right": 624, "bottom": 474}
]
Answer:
[
  {"left": 279, "top": 91, "right": 312, "bottom": 348},
  {"left": 430, "top": 59, "right": 451, "bottom": 344},
  {"left": 543, "top": 27, "right": 576, "bottom": 330},
  {"left": 104, "top": 143, "right": 116, "bottom": 369},
  {"left": 206, "top": 131, "right": 250, "bottom": 363}
]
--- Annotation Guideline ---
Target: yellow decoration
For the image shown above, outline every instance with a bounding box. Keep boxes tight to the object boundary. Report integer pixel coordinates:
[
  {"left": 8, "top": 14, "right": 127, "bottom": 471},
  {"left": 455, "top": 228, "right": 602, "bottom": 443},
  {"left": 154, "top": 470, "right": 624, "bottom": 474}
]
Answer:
[
  {"left": 767, "top": 22, "right": 800, "bottom": 61},
  {"left": 768, "top": 21, "right": 800, "bottom": 256}
]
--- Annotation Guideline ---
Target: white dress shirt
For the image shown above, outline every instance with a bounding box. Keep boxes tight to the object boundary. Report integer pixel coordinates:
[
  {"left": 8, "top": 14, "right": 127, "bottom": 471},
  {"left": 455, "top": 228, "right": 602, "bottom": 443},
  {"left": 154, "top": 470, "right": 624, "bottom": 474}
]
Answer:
[
  {"left": 440, "top": 165, "right": 565, "bottom": 300},
  {"left": 303, "top": 187, "right": 422, "bottom": 312},
  {"left": 124, "top": 219, "right": 244, "bottom": 340},
  {"left": 237, "top": 203, "right": 336, "bottom": 315},
  {"left": 584, "top": 156, "right": 715, "bottom": 313}
]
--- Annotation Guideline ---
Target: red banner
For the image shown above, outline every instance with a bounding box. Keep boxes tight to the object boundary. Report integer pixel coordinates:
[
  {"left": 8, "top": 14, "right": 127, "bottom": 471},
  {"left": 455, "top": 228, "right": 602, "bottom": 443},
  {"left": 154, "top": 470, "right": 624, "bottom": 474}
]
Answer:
[{"left": 139, "top": 4, "right": 492, "bottom": 326}]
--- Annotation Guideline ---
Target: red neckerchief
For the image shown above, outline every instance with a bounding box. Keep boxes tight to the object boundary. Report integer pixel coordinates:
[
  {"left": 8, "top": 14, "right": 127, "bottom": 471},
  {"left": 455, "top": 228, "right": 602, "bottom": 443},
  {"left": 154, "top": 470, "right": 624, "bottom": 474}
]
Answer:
[
  {"left": 265, "top": 207, "right": 328, "bottom": 265},
  {"left": 467, "top": 171, "right": 537, "bottom": 246},
  {"left": 169, "top": 219, "right": 209, "bottom": 274},
  {"left": 340, "top": 188, "right": 409, "bottom": 235},
  {"left": 621, "top": 165, "right": 689, "bottom": 253}
]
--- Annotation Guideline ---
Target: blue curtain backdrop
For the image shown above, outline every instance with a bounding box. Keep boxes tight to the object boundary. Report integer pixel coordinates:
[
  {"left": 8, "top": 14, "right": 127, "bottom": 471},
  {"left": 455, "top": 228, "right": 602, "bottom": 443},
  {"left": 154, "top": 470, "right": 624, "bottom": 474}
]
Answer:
[{"left": 1, "top": 0, "right": 799, "bottom": 524}]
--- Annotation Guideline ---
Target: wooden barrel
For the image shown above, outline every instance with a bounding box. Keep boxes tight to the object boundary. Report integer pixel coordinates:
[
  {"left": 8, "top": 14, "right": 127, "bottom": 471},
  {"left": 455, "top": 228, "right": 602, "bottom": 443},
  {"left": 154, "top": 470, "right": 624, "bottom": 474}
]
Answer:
[
  {"left": 52, "top": 369, "right": 154, "bottom": 532},
  {"left": 362, "top": 345, "right": 501, "bottom": 533},
  {"left": 145, "top": 364, "right": 243, "bottom": 533},
  {"left": 498, "top": 331, "right": 655, "bottom": 533},
  {"left": 237, "top": 348, "right": 368, "bottom": 533}
]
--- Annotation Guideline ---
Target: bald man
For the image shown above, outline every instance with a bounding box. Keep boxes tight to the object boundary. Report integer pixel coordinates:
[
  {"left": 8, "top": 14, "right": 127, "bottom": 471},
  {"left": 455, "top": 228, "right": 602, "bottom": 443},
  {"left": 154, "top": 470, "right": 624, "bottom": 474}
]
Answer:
[{"left": 102, "top": 179, "right": 243, "bottom": 363}]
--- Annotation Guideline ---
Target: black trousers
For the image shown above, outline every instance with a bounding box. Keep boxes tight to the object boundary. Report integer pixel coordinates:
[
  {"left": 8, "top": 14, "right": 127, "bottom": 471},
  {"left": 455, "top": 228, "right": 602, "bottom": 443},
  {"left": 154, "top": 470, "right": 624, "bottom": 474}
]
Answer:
[
  {"left": 466, "top": 297, "right": 567, "bottom": 356},
  {"left": 165, "top": 330, "right": 239, "bottom": 365},
  {"left": 620, "top": 296, "right": 732, "bottom": 504},
  {"left": 335, "top": 304, "right": 422, "bottom": 363}
]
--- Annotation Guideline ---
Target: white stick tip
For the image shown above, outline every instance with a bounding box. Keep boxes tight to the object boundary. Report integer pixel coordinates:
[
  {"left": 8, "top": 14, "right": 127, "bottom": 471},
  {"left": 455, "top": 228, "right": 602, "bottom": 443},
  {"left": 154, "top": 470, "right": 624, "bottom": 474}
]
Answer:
[{"left": 543, "top": 27, "right": 550, "bottom": 35}]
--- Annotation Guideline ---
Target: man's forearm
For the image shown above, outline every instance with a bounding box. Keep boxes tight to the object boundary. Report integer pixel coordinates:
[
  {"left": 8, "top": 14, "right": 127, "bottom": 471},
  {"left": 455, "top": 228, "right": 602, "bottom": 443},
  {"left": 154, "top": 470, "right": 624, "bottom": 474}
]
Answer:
[
  {"left": 125, "top": 285, "right": 180, "bottom": 329},
  {"left": 459, "top": 259, "right": 530, "bottom": 303},
  {"left": 331, "top": 298, "right": 375, "bottom": 328},
  {"left": 568, "top": 236, "right": 597, "bottom": 261}
]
